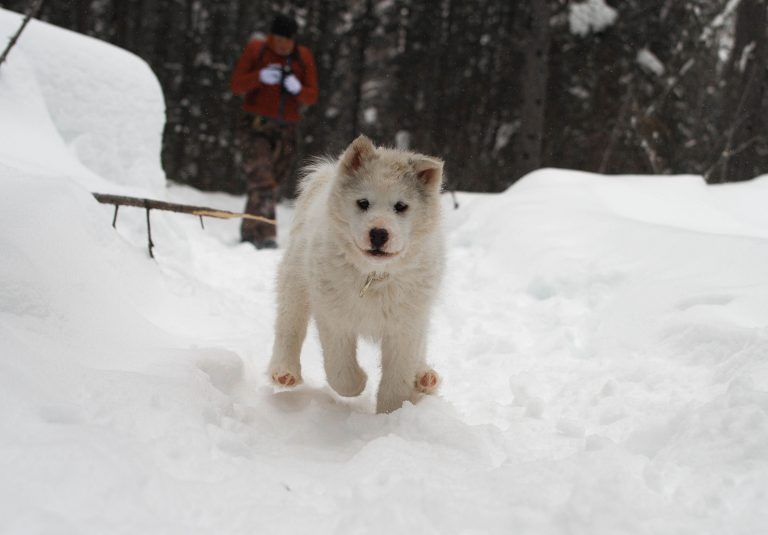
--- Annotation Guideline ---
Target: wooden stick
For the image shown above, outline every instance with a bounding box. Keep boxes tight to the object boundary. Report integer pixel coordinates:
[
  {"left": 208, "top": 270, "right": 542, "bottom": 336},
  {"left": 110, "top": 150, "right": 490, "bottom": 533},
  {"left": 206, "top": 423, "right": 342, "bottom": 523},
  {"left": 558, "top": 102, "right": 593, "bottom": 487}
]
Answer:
[
  {"left": 93, "top": 192, "right": 276, "bottom": 259},
  {"left": 92, "top": 193, "right": 276, "bottom": 225},
  {"left": 145, "top": 203, "right": 154, "bottom": 258}
]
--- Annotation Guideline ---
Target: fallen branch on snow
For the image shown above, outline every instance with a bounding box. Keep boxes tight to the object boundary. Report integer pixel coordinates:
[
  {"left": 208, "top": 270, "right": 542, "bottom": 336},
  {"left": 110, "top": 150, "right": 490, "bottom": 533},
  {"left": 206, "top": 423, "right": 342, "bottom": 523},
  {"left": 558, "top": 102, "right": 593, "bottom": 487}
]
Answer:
[{"left": 92, "top": 192, "right": 275, "bottom": 258}]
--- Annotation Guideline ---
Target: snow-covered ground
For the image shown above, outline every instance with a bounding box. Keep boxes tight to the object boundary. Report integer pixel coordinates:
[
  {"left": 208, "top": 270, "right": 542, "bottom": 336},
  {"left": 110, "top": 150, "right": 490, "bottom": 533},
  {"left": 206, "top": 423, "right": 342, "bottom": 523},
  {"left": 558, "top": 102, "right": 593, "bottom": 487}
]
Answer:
[{"left": 2, "top": 9, "right": 768, "bottom": 534}]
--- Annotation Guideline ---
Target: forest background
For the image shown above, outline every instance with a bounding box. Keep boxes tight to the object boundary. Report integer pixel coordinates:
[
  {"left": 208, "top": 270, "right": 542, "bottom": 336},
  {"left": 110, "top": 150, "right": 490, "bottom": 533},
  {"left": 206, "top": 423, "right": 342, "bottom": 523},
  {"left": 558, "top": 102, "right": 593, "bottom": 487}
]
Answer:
[{"left": 2, "top": 0, "right": 765, "bottom": 195}]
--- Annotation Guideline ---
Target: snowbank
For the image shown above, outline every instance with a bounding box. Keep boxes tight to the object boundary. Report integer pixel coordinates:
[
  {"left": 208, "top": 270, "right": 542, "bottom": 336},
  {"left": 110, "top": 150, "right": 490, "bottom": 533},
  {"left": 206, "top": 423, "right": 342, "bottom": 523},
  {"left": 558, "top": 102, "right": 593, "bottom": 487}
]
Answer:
[
  {"left": 0, "top": 8, "right": 165, "bottom": 192},
  {"left": 1, "top": 9, "right": 768, "bottom": 535}
]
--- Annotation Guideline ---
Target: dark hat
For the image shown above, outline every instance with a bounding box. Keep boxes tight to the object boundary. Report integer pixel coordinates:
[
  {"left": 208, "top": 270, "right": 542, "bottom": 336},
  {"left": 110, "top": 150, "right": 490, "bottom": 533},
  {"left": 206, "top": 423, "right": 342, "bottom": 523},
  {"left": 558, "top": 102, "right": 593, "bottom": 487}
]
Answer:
[{"left": 270, "top": 14, "right": 298, "bottom": 39}]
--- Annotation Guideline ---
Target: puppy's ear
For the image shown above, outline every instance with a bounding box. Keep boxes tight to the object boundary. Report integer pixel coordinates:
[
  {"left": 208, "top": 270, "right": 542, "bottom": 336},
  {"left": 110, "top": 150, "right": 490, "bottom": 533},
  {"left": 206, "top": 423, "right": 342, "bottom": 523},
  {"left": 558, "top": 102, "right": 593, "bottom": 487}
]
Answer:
[
  {"left": 340, "top": 135, "right": 376, "bottom": 176},
  {"left": 413, "top": 157, "right": 444, "bottom": 192}
]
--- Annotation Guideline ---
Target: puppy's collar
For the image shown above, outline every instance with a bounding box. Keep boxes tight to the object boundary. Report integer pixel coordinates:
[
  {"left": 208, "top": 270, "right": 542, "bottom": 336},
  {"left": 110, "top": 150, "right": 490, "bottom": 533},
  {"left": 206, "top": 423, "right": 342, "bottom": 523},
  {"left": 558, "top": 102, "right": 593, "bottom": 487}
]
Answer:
[{"left": 359, "top": 271, "right": 389, "bottom": 297}]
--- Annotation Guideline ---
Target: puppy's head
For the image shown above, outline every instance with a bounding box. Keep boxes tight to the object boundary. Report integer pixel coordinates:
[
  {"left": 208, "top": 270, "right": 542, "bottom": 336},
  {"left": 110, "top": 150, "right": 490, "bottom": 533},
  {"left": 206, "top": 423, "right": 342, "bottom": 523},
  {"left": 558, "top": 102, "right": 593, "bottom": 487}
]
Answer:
[{"left": 329, "top": 135, "right": 444, "bottom": 271}]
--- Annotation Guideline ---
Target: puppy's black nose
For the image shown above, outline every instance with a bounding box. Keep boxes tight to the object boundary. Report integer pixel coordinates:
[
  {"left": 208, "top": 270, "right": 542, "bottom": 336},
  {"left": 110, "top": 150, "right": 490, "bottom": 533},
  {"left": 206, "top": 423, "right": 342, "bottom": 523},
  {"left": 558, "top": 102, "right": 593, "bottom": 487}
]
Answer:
[{"left": 369, "top": 228, "right": 389, "bottom": 248}]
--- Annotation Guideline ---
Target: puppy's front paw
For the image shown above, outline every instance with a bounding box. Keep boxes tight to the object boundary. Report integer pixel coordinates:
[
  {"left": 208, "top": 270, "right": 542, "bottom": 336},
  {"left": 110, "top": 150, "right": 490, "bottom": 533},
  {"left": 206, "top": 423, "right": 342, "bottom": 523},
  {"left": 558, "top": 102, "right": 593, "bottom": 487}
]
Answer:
[
  {"left": 415, "top": 369, "right": 440, "bottom": 394},
  {"left": 271, "top": 371, "right": 302, "bottom": 388}
]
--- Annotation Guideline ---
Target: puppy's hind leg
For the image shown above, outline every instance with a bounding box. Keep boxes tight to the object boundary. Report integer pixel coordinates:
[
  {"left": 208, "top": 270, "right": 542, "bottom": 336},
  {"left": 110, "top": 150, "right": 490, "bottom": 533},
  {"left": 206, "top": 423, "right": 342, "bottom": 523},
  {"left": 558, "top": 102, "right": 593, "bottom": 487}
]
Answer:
[
  {"left": 415, "top": 368, "right": 440, "bottom": 394},
  {"left": 376, "top": 321, "right": 440, "bottom": 413},
  {"left": 376, "top": 330, "right": 425, "bottom": 414},
  {"left": 268, "top": 262, "right": 309, "bottom": 388},
  {"left": 317, "top": 318, "right": 367, "bottom": 397}
]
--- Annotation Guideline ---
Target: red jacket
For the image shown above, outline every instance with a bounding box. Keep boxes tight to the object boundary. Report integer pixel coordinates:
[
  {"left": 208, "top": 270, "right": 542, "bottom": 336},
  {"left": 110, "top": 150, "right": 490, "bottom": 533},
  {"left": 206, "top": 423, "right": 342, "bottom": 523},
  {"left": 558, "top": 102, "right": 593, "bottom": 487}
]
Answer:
[{"left": 230, "top": 37, "right": 318, "bottom": 123}]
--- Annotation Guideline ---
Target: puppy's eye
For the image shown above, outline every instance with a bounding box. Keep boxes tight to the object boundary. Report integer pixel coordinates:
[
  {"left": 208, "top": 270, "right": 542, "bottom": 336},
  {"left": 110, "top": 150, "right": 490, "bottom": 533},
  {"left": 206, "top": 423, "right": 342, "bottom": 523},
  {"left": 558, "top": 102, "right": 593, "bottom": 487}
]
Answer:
[
  {"left": 357, "top": 199, "right": 370, "bottom": 211},
  {"left": 394, "top": 201, "right": 409, "bottom": 214}
]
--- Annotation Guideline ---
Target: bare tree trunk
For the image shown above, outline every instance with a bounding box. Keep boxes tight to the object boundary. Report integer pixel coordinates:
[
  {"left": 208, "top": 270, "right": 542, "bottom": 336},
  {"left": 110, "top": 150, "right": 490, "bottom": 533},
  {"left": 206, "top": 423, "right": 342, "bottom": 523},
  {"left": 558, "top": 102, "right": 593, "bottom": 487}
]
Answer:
[
  {"left": 510, "top": 1, "right": 550, "bottom": 183},
  {"left": 350, "top": 0, "right": 375, "bottom": 139},
  {"left": 712, "top": 0, "right": 767, "bottom": 183}
]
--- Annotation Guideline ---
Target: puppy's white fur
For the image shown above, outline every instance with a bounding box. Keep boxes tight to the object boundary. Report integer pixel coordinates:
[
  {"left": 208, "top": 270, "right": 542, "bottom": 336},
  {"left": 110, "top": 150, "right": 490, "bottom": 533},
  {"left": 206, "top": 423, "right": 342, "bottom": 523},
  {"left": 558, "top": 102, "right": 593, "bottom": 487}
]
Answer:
[{"left": 268, "top": 135, "right": 445, "bottom": 413}]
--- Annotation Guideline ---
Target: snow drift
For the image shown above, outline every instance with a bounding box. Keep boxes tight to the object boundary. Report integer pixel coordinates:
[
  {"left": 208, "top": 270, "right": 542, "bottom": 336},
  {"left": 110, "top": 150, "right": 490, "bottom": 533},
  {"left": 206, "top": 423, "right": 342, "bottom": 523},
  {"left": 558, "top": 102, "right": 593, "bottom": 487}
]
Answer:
[
  {"left": 0, "top": 8, "right": 164, "bottom": 192},
  {"left": 1, "top": 8, "right": 767, "bottom": 535}
]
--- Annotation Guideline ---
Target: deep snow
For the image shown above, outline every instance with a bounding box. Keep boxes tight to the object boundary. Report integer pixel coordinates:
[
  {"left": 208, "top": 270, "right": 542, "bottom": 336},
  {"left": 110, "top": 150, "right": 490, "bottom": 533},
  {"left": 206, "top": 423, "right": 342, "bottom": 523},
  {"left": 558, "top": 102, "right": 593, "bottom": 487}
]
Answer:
[{"left": 1, "top": 9, "right": 767, "bottom": 535}]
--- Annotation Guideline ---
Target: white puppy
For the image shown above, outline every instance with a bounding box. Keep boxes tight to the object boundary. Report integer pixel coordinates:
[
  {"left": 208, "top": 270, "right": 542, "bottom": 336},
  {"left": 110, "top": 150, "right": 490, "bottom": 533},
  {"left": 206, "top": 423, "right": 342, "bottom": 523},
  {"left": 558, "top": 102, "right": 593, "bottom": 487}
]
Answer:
[{"left": 268, "top": 135, "right": 445, "bottom": 413}]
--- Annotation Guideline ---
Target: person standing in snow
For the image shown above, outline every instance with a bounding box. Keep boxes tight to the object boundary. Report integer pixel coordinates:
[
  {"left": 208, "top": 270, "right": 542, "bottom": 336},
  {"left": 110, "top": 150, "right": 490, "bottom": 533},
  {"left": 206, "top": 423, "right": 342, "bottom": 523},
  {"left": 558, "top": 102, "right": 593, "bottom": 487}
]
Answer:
[{"left": 230, "top": 14, "right": 318, "bottom": 248}]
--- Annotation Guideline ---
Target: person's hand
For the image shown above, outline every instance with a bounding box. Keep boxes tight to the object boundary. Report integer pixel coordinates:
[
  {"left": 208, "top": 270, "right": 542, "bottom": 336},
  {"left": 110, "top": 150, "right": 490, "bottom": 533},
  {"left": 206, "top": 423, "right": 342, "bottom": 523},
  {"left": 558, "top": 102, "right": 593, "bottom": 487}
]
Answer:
[
  {"left": 283, "top": 74, "right": 302, "bottom": 95},
  {"left": 259, "top": 65, "right": 282, "bottom": 85}
]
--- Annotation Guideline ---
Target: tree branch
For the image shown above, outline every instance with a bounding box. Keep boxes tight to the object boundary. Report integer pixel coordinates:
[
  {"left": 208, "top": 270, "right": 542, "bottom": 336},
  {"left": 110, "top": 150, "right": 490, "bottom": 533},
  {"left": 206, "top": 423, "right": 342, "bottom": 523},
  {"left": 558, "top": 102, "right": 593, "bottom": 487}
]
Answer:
[
  {"left": 92, "top": 193, "right": 276, "bottom": 225},
  {"left": 92, "top": 192, "right": 276, "bottom": 258}
]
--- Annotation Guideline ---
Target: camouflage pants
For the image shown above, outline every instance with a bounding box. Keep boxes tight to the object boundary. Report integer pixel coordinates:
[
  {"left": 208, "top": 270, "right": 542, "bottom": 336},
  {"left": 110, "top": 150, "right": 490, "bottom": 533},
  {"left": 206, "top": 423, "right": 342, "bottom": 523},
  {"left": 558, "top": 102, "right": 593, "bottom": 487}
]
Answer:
[{"left": 238, "top": 114, "right": 297, "bottom": 243}]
